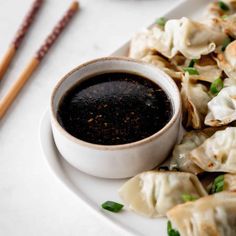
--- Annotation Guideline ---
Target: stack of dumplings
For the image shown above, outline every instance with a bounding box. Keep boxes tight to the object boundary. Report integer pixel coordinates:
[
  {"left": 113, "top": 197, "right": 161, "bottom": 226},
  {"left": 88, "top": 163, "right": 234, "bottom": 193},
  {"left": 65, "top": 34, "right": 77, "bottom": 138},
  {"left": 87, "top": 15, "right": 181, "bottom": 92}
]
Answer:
[{"left": 119, "top": 1, "right": 236, "bottom": 235}]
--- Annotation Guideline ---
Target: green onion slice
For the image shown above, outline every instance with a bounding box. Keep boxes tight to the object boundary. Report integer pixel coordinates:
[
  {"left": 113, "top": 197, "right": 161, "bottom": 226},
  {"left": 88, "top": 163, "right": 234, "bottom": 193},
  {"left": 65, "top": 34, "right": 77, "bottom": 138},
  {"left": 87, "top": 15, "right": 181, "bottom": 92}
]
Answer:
[
  {"left": 182, "top": 194, "right": 198, "bottom": 202},
  {"left": 156, "top": 17, "right": 167, "bottom": 27},
  {"left": 210, "top": 175, "right": 224, "bottom": 194},
  {"left": 167, "top": 221, "right": 180, "bottom": 236},
  {"left": 188, "top": 59, "right": 197, "bottom": 68},
  {"left": 210, "top": 78, "right": 224, "bottom": 95},
  {"left": 218, "top": 1, "right": 230, "bottom": 11},
  {"left": 183, "top": 67, "right": 199, "bottom": 75},
  {"left": 222, "top": 37, "right": 232, "bottom": 51},
  {"left": 101, "top": 201, "right": 124, "bottom": 213}
]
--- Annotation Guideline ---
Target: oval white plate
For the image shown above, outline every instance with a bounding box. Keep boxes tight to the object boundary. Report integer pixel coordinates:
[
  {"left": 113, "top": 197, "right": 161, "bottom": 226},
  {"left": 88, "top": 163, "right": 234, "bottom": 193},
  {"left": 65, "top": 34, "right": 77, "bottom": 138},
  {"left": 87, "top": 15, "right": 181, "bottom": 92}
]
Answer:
[{"left": 39, "top": 110, "right": 167, "bottom": 236}]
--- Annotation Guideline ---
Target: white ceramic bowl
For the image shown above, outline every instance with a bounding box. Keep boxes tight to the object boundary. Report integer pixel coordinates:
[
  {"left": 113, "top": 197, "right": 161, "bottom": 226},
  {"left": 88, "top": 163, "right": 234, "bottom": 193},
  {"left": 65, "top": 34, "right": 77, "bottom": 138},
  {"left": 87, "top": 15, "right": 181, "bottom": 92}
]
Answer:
[{"left": 50, "top": 57, "right": 181, "bottom": 179}]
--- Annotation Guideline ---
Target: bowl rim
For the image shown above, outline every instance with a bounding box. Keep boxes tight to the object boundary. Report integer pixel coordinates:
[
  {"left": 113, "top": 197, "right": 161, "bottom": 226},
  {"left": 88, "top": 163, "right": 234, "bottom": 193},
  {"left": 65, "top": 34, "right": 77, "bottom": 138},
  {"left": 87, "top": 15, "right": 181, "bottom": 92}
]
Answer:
[{"left": 50, "top": 56, "right": 181, "bottom": 150}]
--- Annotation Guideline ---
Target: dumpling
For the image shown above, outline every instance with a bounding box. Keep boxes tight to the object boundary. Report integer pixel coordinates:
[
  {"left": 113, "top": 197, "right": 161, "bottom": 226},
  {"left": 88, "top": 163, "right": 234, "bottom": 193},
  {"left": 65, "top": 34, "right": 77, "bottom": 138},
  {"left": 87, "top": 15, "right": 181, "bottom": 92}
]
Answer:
[
  {"left": 216, "top": 40, "right": 236, "bottom": 78},
  {"left": 170, "top": 17, "right": 226, "bottom": 59},
  {"left": 220, "top": 14, "right": 236, "bottom": 38},
  {"left": 205, "top": 86, "right": 236, "bottom": 126},
  {"left": 189, "top": 127, "right": 236, "bottom": 173},
  {"left": 207, "top": 0, "right": 236, "bottom": 19},
  {"left": 224, "top": 77, "right": 236, "bottom": 87},
  {"left": 151, "top": 17, "right": 226, "bottom": 59},
  {"left": 167, "top": 191, "right": 236, "bottom": 236},
  {"left": 119, "top": 171, "right": 207, "bottom": 218},
  {"left": 181, "top": 73, "right": 212, "bottom": 129},
  {"left": 129, "top": 17, "right": 226, "bottom": 61},
  {"left": 169, "top": 131, "right": 207, "bottom": 174},
  {"left": 178, "top": 55, "right": 222, "bottom": 83},
  {"left": 141, "top": 54, "right": 183, "bottom": 81},
  {"left": 224, "top": 173, "right": 236, "bottom": 191},
  {"left": 183, "top": 64, "right": 222, "bottom": 83},
  {"left": 129, "top": 30, "right": 155, "bottom": 59},
  {"left": 175, "top": 55, "right": 222, "bottom": 83},
  {"left": 194, "top": 64, "right": 222, "bottom": 83}
]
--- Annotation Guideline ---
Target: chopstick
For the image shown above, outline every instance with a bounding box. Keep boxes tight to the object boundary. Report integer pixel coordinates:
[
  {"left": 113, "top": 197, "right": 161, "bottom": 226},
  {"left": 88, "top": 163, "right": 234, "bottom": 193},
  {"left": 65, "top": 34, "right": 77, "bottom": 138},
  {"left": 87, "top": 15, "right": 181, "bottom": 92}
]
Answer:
[
  {"left": 0, "top": 1, "right": 79, "bottom": 119},
  {"left": 0, "top": 0, "right": 44, "bottom": 81}
]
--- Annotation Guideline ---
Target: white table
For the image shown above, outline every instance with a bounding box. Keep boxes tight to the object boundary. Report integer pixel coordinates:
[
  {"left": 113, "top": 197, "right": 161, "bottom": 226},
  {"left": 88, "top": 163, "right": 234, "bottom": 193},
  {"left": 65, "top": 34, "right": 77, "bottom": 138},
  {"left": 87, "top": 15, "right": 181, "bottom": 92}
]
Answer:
[{"left": 0, "top": 1, "right": 180, "bottom": 235}]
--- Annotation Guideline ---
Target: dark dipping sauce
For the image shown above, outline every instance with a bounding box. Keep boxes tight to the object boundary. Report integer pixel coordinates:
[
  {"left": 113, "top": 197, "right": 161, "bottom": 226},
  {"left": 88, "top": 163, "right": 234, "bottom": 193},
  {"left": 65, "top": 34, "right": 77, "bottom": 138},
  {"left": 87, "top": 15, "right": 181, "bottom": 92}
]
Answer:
[{"left": 57, "top": 72, "right": 173, "bottom": 145}]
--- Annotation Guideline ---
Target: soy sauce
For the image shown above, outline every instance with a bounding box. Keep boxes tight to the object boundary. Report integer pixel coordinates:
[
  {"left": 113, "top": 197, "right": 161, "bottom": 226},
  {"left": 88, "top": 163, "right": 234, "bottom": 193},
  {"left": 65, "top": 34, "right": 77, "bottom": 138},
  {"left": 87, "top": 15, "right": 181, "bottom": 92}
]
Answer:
[{"left": 57, "top": 72, "right": 173, "bottom": 145}]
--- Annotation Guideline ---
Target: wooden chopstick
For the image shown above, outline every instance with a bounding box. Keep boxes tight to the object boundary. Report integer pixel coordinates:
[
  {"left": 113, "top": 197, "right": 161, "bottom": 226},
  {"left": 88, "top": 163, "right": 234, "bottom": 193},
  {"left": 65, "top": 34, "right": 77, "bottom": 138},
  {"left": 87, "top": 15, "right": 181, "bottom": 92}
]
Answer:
[
  {"left": 0, "top": 0, "right": 44, "bottom": 81},
  {"left": 0, "top": 1, "right": 79, "bottom": 119}
]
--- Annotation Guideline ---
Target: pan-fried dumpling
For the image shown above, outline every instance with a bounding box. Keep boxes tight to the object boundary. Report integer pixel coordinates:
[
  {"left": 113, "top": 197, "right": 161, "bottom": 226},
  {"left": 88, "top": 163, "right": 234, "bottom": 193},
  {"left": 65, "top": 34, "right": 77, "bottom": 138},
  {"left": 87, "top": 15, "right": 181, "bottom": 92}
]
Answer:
[
  {"left": 170, "top": 17, "right": 226, "bottom": 59},
  {"left": 148, "top": 20, "right": 178, "bottom": 58},
  {"left": 151, "top": 17, "right": 226, "bottom": 59},
  {"left": 224, "top": 173, "right": 236, "bottom": 191},
  {"left": 216, "top": 40, "right": 236, "bottom": 78},
  {"left": 220, "top": 14, "right": 236, "bottom": 38},
  {"left": 169, "top": 131, "right": 207, "bottom": 174},
  {"left": 224, "top": 77, "right": 236, "bottom": 87},
  {"left": 129, "top": 18, "right": 226, "bottom": 61},
  {"left": 167, "top": 191, "right": 236, "bottom": 236},
  {"left": 141, "top": 54, "right": 183, "bottom": 80},
  {"left": 176, "top": 55, "right": 222, "bottom": 83},
  {"left": 181, "top": 73, "right": 211, "bottom": 129},
  {"left": 207, "top": 0, "right": 236, "bottom": 20},
  {"left": 129, "top": 30, "right": 155, "bottom": 59},
  {"left": 184, "top": 64, "right": 222, "bottom": 83},
  {"left": 189, "top": 127, "right": 236, "bottom": 173},
  {"left": 205, "top": 86, "right": 236, "bottom": 126},
  {"left": 119, "top": 171, "right": 207, "bottom": 218}
]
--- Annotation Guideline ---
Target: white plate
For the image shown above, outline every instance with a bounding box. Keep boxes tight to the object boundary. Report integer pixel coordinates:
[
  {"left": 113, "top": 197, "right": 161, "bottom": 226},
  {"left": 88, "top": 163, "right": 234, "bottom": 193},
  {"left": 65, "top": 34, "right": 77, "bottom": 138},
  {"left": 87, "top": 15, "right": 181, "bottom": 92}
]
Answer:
[{"left": 39, "top": 1, "right": 212, "bottom": 235}]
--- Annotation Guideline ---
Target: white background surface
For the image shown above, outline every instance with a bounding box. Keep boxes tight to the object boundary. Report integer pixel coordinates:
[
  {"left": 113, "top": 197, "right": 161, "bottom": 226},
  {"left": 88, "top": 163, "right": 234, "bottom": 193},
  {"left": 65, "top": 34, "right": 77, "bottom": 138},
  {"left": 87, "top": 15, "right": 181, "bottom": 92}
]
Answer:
[{"left": 0, "top": 1, "right": 180, "bottom": 235}]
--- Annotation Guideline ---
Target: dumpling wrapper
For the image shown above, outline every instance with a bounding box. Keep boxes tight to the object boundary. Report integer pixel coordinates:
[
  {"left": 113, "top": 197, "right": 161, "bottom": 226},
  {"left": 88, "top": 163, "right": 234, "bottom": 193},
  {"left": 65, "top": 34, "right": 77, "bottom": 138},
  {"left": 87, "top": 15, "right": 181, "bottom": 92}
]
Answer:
[
  {"left": 130, "top": 17, "right": 226, "bottom": 60},
  {"left": 129, "top": 30, "right": 155, "bottom": 59},
  {"left": 141, "top": 54, "right": 183, "bottom": 81},
  {"left": 169, "top": 131, "right": 207, "bottom": 174},
  {"left": 224, "top": 77, "right": 236, "bottom": 87},
  {"left": 167, "top": 191, "right": 236, "bottom": 236},
  {"left": 150, "top": 17, "right": 226, "bottom": 59},
  {"left": 216, "top": 40, "right": 236, "bottom": 78},
  {"left": 175, "top": 55, "right": 222, "bottom": 83},
  {"left": 181, "top": 73, "right": 212, "bottom": 129},
  {"left": 193, "top": 64, "right": 222, "bottom": 83},
  {"left": 190, "top": 127, "right": 236, "bottom": 173},
  {"left": 211, "top": 13, "right": 236, "bottom": 39},
  {"left": 181, "top": 64, "right": 222, "bottom": 84},
  {"left": 207, "top": 0, "right": 236, "bottom": 19},
  {"left": 205, "top": 86, "right": 236, "bottom": 127},
  {"left": 224, "top": 173, "right": 236, "bottom": 191},
  {"left": 119, "top": 171, "right": 207, "bottom": 218}
]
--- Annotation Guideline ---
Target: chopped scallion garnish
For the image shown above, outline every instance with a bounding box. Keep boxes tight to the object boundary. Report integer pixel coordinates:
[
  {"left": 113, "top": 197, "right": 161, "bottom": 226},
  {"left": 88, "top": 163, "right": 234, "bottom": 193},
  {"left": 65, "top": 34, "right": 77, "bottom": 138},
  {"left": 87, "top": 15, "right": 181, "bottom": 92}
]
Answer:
[
  {"left": 167, "top": 221, "right": 180, "bottom": 236},
  {"left": 156, "top": 17, "right": 167, "bottom": 27},
  {"left": 218, "top": 1, "right": 230, "bottom": 11},
  {"left": 182, "top": 194, "right": 198, "bottom": 202},
  {"left": 188, "top": 59, "right": 197, "bottom": 68},
  {"left": 210, "top": 175, "right": 224, "bottom": 194},
  {"left": 210, "top": 78, "right": 224, "bottom": 95},
  {"left": 183, "top": 67, "right": 199, "bottom": 75},
  {"left": 222, "top": 37, "right": 232, "bottom": 51},
  {"left": 101, "top": 201, "right": 124, "bottom": 213}
]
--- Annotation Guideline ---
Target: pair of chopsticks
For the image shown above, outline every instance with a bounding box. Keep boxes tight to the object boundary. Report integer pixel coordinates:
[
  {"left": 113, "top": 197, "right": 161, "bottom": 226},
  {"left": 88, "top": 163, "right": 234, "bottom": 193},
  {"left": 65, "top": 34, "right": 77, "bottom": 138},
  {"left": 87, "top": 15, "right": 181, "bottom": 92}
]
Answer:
[{"left": 0, "top": 0, "right": 79, "bottom": 119}]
